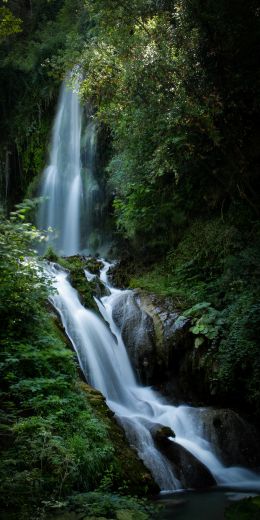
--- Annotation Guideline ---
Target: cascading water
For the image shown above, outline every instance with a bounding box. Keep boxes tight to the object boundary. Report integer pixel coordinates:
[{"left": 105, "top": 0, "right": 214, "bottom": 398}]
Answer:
[
  {"left": 38, "top": 81, "right": 111, "bottom": 256},
  {"left": 38, "top": 80, "right": 82, "bottom": 255},
  {"left": 47, "top": 261, "right": 260, "bottom": 492}
]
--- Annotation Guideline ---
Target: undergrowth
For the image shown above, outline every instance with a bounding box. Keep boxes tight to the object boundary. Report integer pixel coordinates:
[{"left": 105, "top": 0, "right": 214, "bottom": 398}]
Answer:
[{"left": 0, "top": 212, "right": 156, "bottom": 519}]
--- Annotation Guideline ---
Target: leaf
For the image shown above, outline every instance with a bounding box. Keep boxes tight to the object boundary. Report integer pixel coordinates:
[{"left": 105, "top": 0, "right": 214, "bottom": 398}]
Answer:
[{"left": 195, "top": 336, "right": 204, "bottom": 349}]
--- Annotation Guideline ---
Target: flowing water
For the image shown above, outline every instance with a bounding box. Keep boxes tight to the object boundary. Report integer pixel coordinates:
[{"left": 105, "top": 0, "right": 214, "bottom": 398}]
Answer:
[
  {"left": 38, "top": 80, "right": 108, "bottom": 255},
  {"left": 47, "top": 261, "right": 260, "bottom": 492},
  {"left": 38, "top": 80, "right": 82, "bottom": 255}
]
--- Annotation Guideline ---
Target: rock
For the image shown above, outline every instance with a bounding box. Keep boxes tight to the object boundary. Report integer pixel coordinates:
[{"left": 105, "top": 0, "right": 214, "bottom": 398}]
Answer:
[
  {"left": 89, "top": 275, "right": 110, "bottom": 298},
  {"left": 111, "top": 288, "right": 193, "bottom": 388},
  {"left": 84, "top": 256, "right": 103, "bottom": 275},
  {"left": 112, "top": 292, "right": 156, "bottom": 383},
  {"left": 136, "top": 291, "right": 191, "bottom": 381},
  {"left": 151, "top": 424, "right": 215, "bottom": 489},
  {"left": 197, "top": 408, "right": 260, "bottom": 468},
  {"left": 150, "top": 424, "right": 176, "bottom": 442}
]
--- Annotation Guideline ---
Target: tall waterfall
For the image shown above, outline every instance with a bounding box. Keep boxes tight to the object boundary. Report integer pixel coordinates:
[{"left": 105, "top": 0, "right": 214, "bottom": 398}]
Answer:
[
  {"left": 38, "top": 81, "right": 108, "bottom": 255},
  {"left": 47, "top": 261, "right": 260, "bottom": 492},
  {"left": 38, "top": 81, "right": 82, "bottom": 255}
]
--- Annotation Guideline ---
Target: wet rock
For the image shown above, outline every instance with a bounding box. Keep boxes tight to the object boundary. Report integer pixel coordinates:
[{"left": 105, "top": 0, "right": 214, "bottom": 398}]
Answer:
[
  {"left": 84, "top": 256, "right": 103, "bottom": 275},
  {"left": 79, "top": 383, "right": 159, "bottom": 496},
  {"left": 154, "top": 435, "right": 216, "bottom": 489},
  {"left": 136, "top": 292, "right": 191, "bottom": 372},
  {"left": 149, "top": 423, "right": 215, "bottom": 488},
  {"left": 150, "top": 424, "right": 175, "bottom": 442},
  {"left": 112, "top": 292, "right": 156, "bottom": 383},
  {"left": 111, "top": 289, "right": 192, "bottom": 386},
  {"left": 89, "top": 275, "right": 110, "bottom": 298},
  {"left": 198, "top": 408, "right": 260, "bottom": 468}
]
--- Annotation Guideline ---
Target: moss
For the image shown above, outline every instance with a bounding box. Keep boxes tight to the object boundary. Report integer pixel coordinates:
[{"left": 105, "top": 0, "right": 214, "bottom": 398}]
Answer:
[
  {"left": 43, "top": 251, "right": 99, "bottom": 310},
  {"left": 43, "top": 246, "right": 60, "bottom": 263},
  {"left": 79, "top": 382, "right": 159, "bottom": 497},
  {"left": 84, "top": 257, "right": 103, "bottom": 275},
  {"left": 57, "top": 255, "right": 100, "bottom": 313}
]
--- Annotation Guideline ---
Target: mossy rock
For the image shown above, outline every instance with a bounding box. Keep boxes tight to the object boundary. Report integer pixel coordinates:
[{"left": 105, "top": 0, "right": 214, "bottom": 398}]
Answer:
[
  {"left": 58, "top": 256, "right": 100, "bottom": 312},
  {"left": 85, "top": 257, "right": 103, "bottom": 275},
  {"left": 79, "top": 382, "right": 159, "bottom": 497}
]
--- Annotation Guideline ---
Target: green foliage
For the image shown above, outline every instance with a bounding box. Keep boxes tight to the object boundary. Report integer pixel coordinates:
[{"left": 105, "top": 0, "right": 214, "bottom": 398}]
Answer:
[
  {"left": 0, "top": 206, "right": 47, "bottom": 338},
  {"left": 68, "top": 491, "right": 153, "bottom": 519},
  {"left": 43, "top": 491, "right": 157, "bottom": 520},
  {"left": 0, "top": 213, "right": 156, "bottom": 516},
  {"left": 0, "top": 6, "right": 22, "bottom": 40},
  {"left": 79, "top": 0, "right": 260, "bottom": 249},
  {"left": 187, "top": 305, "right": 225, "bottom": 342},
  {"left": 217, "top": 294, "right": 260, "bottom": 416}
]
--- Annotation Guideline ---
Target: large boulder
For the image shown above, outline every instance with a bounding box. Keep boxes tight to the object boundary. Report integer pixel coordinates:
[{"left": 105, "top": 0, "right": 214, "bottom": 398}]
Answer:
[
  {"left": 112, "top": 292, "right": 156, "bottom": 383},
  {"left": 111, "top": 289, "right": 192, "bottom": 386},
  {"left": 197, "top": 408, "right": 260, "bottom": 468},
  {"left": 136, "top": 292, "right": 191, "bottom": 383}
]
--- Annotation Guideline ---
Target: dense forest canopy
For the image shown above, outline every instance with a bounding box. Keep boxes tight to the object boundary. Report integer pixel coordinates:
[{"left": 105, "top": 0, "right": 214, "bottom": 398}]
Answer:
[{"left": 0, "top": 0, "right": 260, "bottom": 518}]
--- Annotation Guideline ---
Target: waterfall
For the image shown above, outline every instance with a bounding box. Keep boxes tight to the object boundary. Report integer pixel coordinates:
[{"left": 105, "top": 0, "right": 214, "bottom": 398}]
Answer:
[
  {"left": 47, "top": 261, "right": 260, "bottom": 492},
  {"left": 38, "top": 80, "right": 82, "bottom": 255},
  {"left": 38, "top": 81, "right": 110, "bottom": 256}
]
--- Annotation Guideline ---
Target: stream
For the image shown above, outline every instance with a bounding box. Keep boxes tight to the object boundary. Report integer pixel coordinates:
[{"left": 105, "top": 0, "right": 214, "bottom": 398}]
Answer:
[{"left": 47, "top": 260, "right": 260, "bottom": 494}]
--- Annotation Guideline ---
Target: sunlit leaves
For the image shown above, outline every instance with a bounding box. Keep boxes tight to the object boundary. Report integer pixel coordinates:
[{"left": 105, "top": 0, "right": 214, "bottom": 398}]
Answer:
[{"left": 0, "top": 6, "right": 22, "bottom": 40}]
